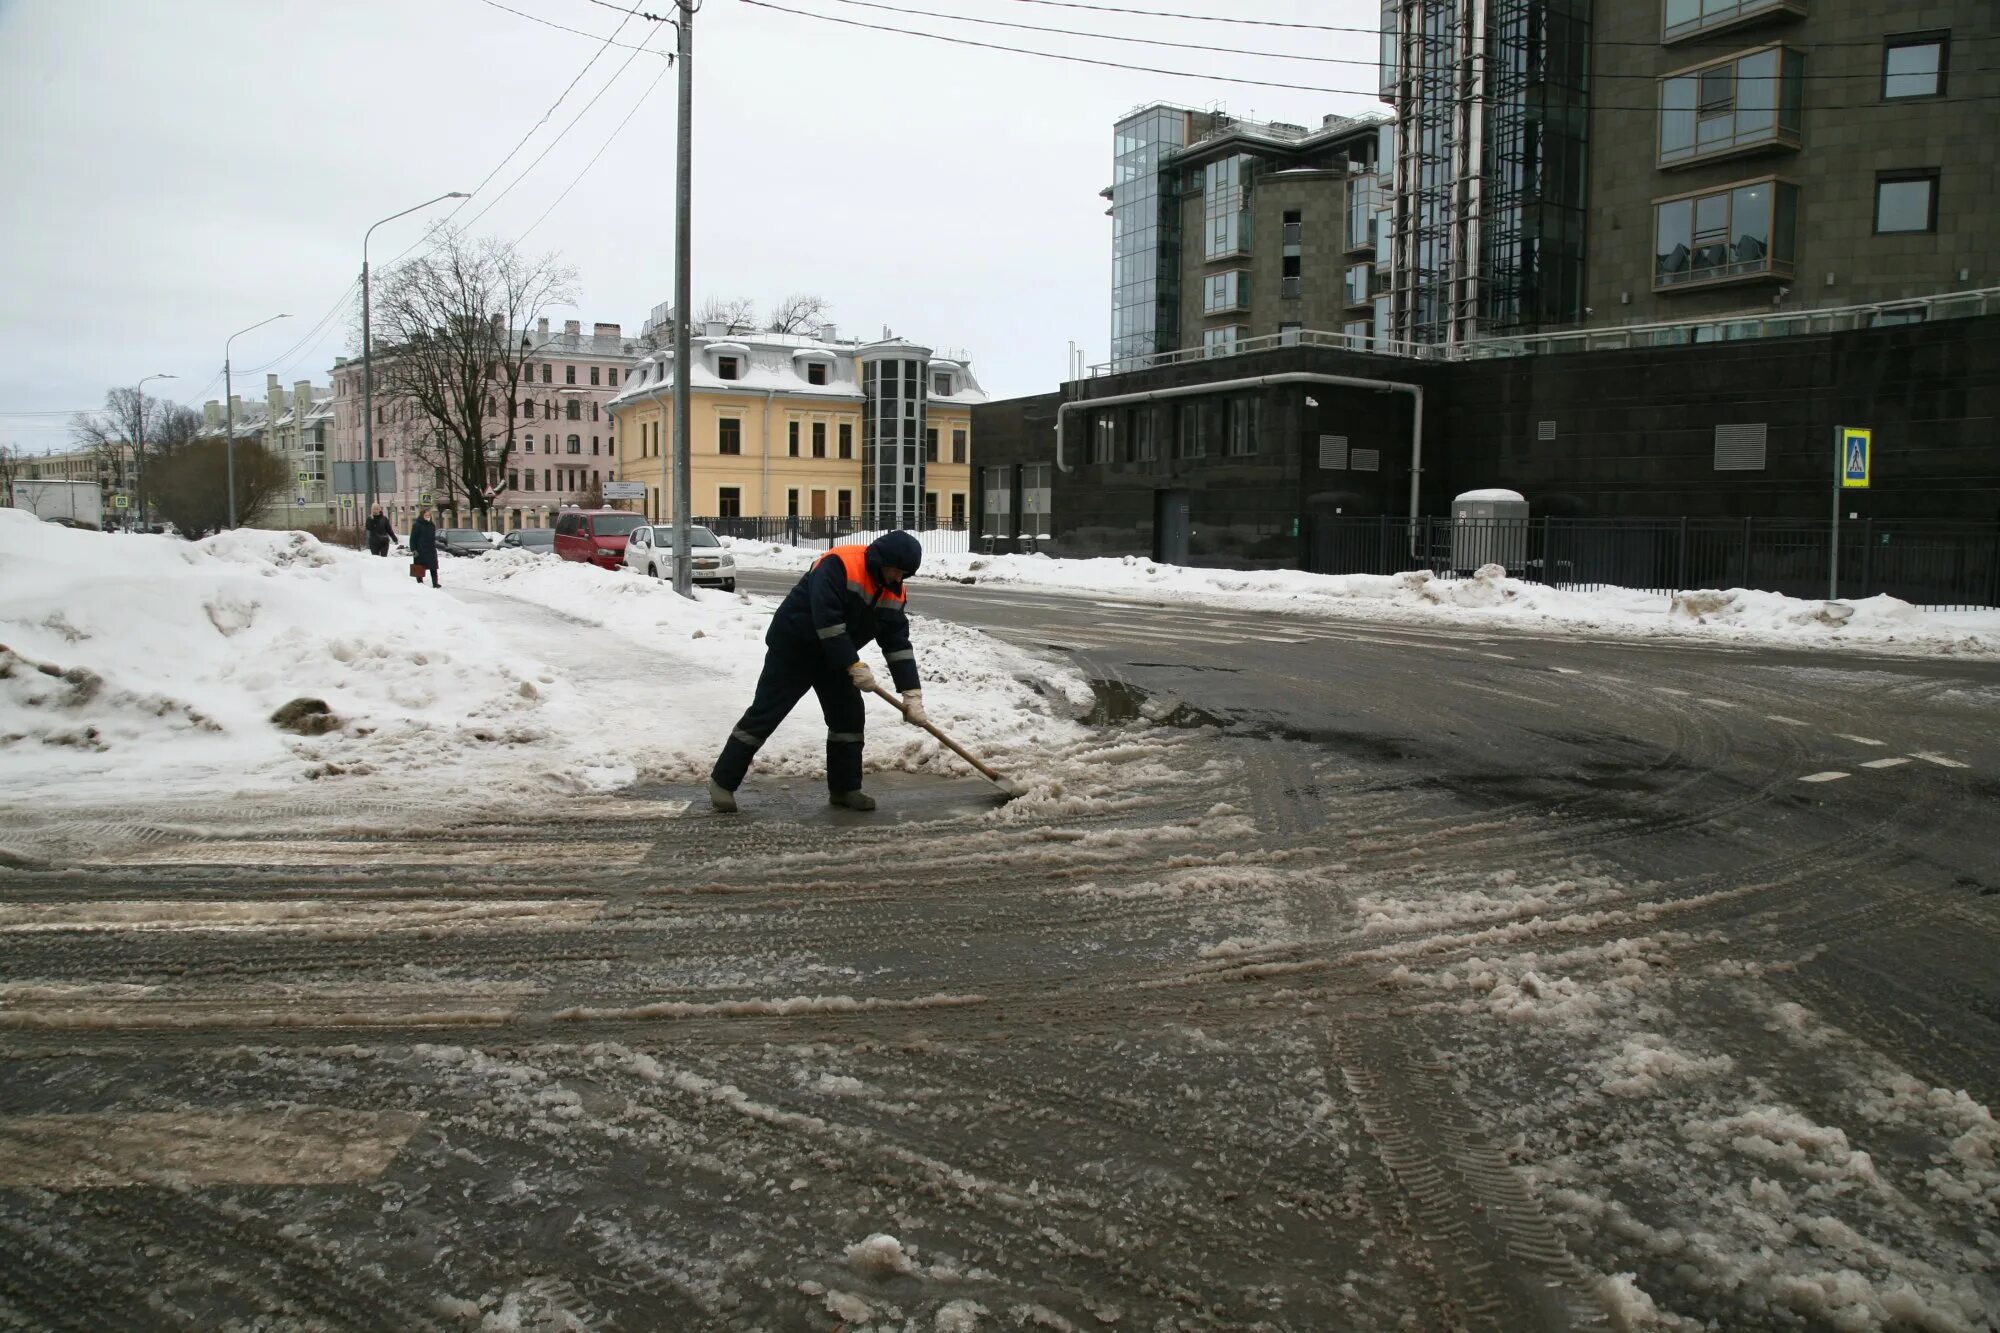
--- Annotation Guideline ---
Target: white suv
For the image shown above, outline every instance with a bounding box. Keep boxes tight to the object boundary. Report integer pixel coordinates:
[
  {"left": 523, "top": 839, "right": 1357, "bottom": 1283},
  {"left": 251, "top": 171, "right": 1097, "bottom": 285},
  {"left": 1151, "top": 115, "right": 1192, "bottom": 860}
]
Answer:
[{"left": 623, "top": 524, "right": 736, "bottom": 591}]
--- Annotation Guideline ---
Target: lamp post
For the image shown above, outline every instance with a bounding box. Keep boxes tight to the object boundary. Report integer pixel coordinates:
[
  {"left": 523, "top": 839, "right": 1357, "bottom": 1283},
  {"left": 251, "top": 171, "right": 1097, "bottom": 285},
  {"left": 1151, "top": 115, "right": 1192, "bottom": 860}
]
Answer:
[
  {"left": 135, "top": 371, "right": 176, "bottom": 529},
  {"left": 670, "top": 0, "right": 695, "bottom": 598},
  {"left": 224, "top": 314, "right": 290, "bottom": 528},
  {"left": 361, "top": 192, "right": 469, "bottom": 525}
]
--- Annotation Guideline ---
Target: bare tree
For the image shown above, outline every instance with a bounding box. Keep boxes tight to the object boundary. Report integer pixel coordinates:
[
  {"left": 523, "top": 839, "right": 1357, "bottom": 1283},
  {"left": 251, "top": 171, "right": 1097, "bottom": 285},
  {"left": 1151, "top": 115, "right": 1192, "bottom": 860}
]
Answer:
[
  {"left": 0, "top": 443, "right": 21, "bottom": 500},
  {"left": 68, "top": 387, "right": 198, "bottom": 521},
  {"left": 371, "top": 227, "right": 578, "bottom": 527},
  {"left": 765, "top": 293, "right": 831, "bottom": 335},
  {"left": 698, "top": 296, "right": 757, "bottom": 329},
  {"left": 149, "top": 436, "right": 289, "bottom": 537}
]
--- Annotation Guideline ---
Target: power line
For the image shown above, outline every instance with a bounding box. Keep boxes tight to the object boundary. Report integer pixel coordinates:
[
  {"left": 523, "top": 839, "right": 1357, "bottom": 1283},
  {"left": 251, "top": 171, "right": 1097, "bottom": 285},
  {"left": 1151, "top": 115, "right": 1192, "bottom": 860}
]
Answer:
[
  {"left": 998, "top": 0, "right": 1998, "bottom": 48},
  {"left": 516, "top": 56, "right": 675, "bottom": 244},
  {"left": 471, "top": 0, "right": 673, "bottom": 56},
  {"left": 741, "top": 0, "right": 2000, "bottom": 107},
  {"left": 461, "top": 16, "right": 670, "bottom": 233},
  {"left": 566, "top": 0, "right": 676, "bottom": 21},
  {"left": 814, "top": 0, "right": 1990, "bottom": 78}
]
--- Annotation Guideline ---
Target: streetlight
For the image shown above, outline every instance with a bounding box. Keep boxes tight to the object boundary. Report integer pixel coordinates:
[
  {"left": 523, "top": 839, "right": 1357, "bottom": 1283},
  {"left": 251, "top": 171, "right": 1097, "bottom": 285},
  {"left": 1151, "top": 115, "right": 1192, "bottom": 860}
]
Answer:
[
  {"left": 135, "top": 371, "right": 176, "bottom": 529},
  {"left": 225, "top": 314, "right": 290, "bottom": 528},
  {"left": 361, "top": 192, "right": 470, "bottom": 525}
]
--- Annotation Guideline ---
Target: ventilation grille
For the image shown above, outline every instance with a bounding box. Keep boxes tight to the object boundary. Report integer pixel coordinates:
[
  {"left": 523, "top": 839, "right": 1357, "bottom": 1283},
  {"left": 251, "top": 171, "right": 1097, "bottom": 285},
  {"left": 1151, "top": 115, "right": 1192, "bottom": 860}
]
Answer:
[
  {"left": 1318, "top": 435, "right": 1349, "bottom": 470},
  {"left": 1537, "top": 420, "right": 1557, "bottom": 441},
  {"left": 1713, "top": 423, "right": 1768, "bottom": 471},
  {"left": 1352, "top": 447, "right": 1381, "bottom": 472}
]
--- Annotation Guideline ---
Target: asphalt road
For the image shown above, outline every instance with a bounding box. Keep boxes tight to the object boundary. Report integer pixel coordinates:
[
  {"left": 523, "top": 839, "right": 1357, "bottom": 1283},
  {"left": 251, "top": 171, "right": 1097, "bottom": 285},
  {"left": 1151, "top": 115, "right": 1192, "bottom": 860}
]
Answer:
[{"left": 0, "top": 571, "right": 1995, "bottom": 1331}]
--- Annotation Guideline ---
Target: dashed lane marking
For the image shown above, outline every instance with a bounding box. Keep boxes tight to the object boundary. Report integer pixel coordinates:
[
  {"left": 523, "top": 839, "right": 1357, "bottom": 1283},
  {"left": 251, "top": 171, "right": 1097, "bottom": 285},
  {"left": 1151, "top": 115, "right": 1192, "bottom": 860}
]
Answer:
[
  {"left": 1653, "top": 686, "right": 1692, "bottom": 696},
  {"left": 1480, "top": 652, "right": 1517, "bottom": 660},
  {"left": 1766, "top": 715, "right": 1809, "bottom": 726},
  {"left": 1698, "top": 698, "right": 1739, "bottom": 708},
  {"left": 1549, "top": 667, "right": 1582, "bottom": 674},
  {"left": 1913, "top": 752, "right": 1971, "bottom": 769},
  {"left": 1799, "top": 771, "right": 1851, "bottom": 783},
  {"left": 1833, "top": 733, "right": 1888, "bottom": 747},
  {"left": 1861, "top": 757, "right": 1913, "bottom": 769}
]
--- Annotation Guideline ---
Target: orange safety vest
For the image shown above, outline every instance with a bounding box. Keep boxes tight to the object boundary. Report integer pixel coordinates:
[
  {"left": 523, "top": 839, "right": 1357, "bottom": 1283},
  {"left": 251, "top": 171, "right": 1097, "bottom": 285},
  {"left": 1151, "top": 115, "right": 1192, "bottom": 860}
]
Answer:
[{"left": 819, "top": 545, "right": 907, "bottom": 610}]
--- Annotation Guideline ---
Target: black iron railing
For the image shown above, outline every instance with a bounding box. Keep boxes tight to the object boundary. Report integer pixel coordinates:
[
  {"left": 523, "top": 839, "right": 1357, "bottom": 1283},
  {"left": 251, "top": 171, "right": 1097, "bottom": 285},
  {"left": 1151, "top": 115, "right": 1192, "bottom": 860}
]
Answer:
[{"left": 694, "top": 516, "right": 974, "bottom": 555}]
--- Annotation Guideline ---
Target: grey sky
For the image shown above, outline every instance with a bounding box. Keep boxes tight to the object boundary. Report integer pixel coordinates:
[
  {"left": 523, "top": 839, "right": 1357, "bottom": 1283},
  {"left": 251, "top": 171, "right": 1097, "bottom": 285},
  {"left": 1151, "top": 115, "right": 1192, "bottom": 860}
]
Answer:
[{"left": 0, "top": 0, "right": 1380, "bottom": 453}]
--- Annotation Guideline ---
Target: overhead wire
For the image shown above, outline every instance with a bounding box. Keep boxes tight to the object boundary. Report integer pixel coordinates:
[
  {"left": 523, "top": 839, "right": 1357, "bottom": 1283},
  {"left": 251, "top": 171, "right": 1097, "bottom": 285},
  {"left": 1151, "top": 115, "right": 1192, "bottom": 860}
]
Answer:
[
  {"left": 472, "top": 0, "right": 674, "bottom": 53},
  {"left": 739, "top": 0, "right": 2000, "bottom": 106},
  {"left": 515, "top": 51, "right": 675, "bottom": 243}
]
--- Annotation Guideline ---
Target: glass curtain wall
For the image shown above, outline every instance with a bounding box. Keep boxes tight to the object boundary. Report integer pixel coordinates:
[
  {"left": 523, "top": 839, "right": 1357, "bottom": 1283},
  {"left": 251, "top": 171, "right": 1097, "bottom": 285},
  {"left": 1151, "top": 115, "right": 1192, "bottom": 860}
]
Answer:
[
  {"left": 1481, "top": 0, "right": 1592, "bottom": 333},
  {"left": 1110, "top": 107, "right": 1191, "bottom": 368},
  {"left": 860, "top": 356, "right": 928, "bottom": 529}
]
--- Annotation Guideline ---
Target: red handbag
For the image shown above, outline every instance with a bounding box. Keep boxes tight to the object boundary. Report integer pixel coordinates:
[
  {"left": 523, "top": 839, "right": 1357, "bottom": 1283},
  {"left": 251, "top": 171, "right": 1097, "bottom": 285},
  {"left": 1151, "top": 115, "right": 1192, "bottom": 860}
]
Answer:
[{"left": 410, "top": 561, "right": 423, "bottom": 578}]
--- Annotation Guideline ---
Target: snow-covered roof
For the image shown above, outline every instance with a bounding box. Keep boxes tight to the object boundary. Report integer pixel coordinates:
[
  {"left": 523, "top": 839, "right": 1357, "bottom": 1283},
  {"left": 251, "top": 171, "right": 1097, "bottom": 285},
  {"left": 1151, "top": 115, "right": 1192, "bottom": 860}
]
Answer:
[{"left": 610, "top": 330, "right": 987, "bottom": 409}]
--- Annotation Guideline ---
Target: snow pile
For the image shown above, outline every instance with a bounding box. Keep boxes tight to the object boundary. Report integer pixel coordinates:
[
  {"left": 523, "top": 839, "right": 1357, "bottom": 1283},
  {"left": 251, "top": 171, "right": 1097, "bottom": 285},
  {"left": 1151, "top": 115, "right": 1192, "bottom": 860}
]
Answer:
[
  {"left": 844, "top": 1232, "right": 918, "bottom": 1277},
  {"left": 0, "top": 514, "right": 1091, "bottom": 811},
  {"left": 722, "top": 537, "right": 2000, "bottom": 656}
]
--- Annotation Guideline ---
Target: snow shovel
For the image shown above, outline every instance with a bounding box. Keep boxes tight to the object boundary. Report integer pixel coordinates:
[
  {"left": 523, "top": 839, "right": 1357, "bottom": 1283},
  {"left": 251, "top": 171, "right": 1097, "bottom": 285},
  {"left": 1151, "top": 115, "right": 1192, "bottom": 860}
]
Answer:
[{"left": 866, "top": 683, "right": 1028, "bottom": 800}]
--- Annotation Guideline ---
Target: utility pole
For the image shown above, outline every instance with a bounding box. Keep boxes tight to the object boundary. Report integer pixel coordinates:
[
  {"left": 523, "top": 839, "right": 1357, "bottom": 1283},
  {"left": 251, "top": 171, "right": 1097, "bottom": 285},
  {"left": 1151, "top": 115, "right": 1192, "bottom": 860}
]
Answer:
[
  {"left": 224, "top": 314, "right": 290, "bottom": 528},
  {"left": 671, "top": 0, "right": 694, "bottom": 598}
]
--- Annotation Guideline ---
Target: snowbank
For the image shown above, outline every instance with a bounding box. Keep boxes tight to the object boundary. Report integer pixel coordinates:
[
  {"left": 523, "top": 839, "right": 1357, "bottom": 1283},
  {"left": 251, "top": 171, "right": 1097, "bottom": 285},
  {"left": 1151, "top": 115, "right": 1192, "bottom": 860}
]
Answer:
[
  {"left": 721, "top": 540, "right": 2000, "bottom": 657},
  {"left": 0, "top": 513, "right": 1089, "bottom": 811}
]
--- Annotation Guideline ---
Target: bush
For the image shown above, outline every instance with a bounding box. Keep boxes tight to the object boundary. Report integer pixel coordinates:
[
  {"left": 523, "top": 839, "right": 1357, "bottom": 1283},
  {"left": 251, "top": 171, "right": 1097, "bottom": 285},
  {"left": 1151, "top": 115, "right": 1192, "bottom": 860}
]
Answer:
[{"left": 303, "top": 523, "right": 364, "bottom": 550}]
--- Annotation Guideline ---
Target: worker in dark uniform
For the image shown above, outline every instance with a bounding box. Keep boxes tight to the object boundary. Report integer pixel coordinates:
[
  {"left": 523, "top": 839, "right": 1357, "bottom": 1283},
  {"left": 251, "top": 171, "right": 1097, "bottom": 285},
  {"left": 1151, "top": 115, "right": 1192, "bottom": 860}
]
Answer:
[{"left": 710, "top": 531, "right": 926, "bottom": 813}]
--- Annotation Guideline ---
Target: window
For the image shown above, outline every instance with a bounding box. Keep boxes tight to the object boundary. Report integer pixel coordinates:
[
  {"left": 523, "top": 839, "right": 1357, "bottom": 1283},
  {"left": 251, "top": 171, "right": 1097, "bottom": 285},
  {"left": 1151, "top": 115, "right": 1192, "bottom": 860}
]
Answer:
[
  {"left": 925, "top": 428, "right": 939, "bottom": 463},
  {"left": 719, "top": 487, "right": 741, "bottom": 518},
  {"left": 838, "top": 422, "right": 853, "bottom": 460},
  {"left": 1658, "top": 45, "right": 1803, "bottom": 167},
  {"left": 1875, "top": 171, "right": 1938, "bottom": 234},
  {"left": 837, "top": 489, "right": 852, "bottom": 520},
  {"left": 565, "top": 365, "right": 576, "bottom": 385},
  {"left": 519, "top": 400, "right": 531, "bottom": 418},
  {"left": 524, "top": 433, "right": 534, "bottom": 453},
  {"left": 567, "top": 434, "right": 581, "bottom": 454},
  {"left": 1283, "top": 208, "right": 1303, "bottom": 248},
  {"left": 1654, "top": 178, "right": 1797, "bottom": 290},
  {"left": 1227, "top": 397, "right": 1261, "bottom": 457},
  {"left": 591, "top": 403, "right": 599, "bottom": 421},
  {"left": 951, "top": 428, "right": 966, "bottom": 464},
  {"left": 1202, "top": 326, "right": 1246, "bottom": 358},
  {"left": 1344, "top": 264, "right": 1373, "bottom": 306},
  {"left": 1203, "top": 270, "right": 1249, "bottom": 314},
  {"left": 1021, "top": 463, "right": 1051, "bottom": 538},
  {"left": 591, "top": 437, "right": 599, "bottom": 455},
  {"left": 1661, "top": 0, "right": 1804, "bottom": 45},
  {"left": 982, "top": 467, "right": 1012, "bottom": 524},
  {"left": 1883, "top": 33, "right": 1946, "bottom": 98},
  {"left": 923, "top": 491, "right": 938, "bottom": 527},
  {"left": 590, "top": 366, "right": 600, "bottom": 386},
  {"left": 1090, "top": 414, "right": 1115, "bottom": 465},
  {"left": 932, "top": 372, "right": 952, "bottom": 396},
  {"left": 787, "top": 488, "right": 800, "bottom": 518},
  {"left": 806, "top": 361, "right": 828, "bottom": 386},
  {"left": 950, "top": 493, "right": 966, "bottom": 525},
  {"left": 566, "top": 400, "right": 580, "bottom": 420},
  {"left": 719, "top": 418, "right": 742, "bottom": 455},
  {"left": 1342, "top": 319, "right": 1371, "bottom": 347},
  {"left": 1175, "top": 403, "right": 1204, "bottom": 460},
  {"left": 541, "top": 364, "right": 551, "bottom": 383},
  {"left": 809, "top": 421, "right": 827, "bottom": 458},
  {"left": 523, "top": 470, "right": 534, "bottom": 491},
  {"left": 544, "top": 470, "right": 551, "bottom": 491},
  {"left": 717, "top": 355, "right": 740, "bottom": 381}
]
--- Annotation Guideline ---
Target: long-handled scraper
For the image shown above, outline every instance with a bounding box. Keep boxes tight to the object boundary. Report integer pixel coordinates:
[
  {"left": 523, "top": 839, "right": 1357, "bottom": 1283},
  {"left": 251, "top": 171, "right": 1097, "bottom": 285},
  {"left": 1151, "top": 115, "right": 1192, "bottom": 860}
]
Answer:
[{"left": 867, "top": 683, "right": 1028, "bottom": 801}]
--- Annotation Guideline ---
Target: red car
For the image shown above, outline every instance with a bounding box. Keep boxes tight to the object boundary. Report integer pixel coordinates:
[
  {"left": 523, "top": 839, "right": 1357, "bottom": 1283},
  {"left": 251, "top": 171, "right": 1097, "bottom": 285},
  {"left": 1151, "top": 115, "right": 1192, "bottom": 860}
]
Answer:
[{"left": 552, "top": 509, "right": 646, "bottom": 570}]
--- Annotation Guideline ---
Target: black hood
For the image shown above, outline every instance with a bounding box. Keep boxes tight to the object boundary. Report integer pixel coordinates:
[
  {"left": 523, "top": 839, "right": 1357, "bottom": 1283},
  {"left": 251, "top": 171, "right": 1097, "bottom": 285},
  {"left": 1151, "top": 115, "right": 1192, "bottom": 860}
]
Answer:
[{"left": 866, "top": 530, "right": 923, "bottom": 582}]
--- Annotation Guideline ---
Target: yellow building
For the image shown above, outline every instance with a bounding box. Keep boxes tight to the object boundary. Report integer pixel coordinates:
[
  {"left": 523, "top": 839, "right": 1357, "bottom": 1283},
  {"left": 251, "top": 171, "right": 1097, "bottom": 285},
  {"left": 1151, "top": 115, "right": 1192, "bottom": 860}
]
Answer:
[{"left": 608, "top": 325, "right": 982, "bottom": 530}]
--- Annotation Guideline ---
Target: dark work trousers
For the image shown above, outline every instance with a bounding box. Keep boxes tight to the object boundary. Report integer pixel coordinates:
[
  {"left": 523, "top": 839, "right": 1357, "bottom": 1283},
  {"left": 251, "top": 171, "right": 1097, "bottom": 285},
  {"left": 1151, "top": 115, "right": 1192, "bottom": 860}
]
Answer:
[{"left": 711, "top": 641, "right": 865, "bottom": 795}]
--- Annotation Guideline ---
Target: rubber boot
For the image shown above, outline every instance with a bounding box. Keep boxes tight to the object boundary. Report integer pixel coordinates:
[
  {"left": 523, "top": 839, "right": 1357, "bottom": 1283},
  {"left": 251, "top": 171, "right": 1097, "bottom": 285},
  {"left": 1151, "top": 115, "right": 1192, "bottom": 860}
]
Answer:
[
  {"left": 828, "top": 790, "right": 877, "bottom": 812},
  {"left": 709, "top": 779, "right": 738, "bottom": 813}
]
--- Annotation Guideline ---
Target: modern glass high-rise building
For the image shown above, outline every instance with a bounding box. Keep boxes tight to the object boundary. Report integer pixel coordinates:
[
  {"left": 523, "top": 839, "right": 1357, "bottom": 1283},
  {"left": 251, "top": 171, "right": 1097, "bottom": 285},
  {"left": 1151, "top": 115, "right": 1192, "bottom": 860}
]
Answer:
[{"left": 1109, "top": 104, "right": 1210, "bottom": 369}]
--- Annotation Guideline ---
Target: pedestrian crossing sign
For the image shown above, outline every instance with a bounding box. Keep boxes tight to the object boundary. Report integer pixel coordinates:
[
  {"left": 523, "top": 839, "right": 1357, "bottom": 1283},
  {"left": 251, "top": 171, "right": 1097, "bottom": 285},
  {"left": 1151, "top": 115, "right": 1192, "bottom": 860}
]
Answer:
[{"left": 1839, "top": 427, "right": 1871, "bottom": 488}]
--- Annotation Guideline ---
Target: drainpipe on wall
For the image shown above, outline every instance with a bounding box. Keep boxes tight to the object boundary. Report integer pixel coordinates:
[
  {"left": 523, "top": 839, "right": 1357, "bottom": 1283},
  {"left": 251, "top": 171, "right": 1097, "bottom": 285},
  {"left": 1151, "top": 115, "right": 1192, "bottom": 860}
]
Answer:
[{"left": 1052, "top": 371, "right": 1427, "bottom": 532}]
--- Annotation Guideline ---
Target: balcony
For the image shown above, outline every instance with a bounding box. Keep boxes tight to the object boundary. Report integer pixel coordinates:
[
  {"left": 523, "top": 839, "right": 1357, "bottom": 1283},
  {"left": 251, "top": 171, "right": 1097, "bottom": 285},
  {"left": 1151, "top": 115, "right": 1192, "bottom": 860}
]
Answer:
[
  {"left": 1661, "top": 0, "right": 1805, "bottom": 45},
  {"left": 1654, "top": 179, "right": 1798, "bottom": 295},
  {"left": 1658, "top": 46, "right": 1804, "bottom": 170}
]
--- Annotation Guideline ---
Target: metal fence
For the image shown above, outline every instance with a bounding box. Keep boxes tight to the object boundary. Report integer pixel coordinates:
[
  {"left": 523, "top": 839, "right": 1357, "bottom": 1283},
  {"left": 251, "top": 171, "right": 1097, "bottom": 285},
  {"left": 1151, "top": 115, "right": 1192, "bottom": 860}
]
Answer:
[
  {"left": 693, "top": 516, "right": 975, "bottom": 555},
  {"left": 1306, "top": 515, "right": 2000, "bottom": 611}
]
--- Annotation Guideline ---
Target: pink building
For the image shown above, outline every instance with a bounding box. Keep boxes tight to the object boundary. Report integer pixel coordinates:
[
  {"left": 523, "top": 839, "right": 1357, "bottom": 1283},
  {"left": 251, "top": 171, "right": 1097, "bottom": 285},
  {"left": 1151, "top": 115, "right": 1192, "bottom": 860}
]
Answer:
[{"left": 329, "top": 317, "right": 640, "bottom": 531}]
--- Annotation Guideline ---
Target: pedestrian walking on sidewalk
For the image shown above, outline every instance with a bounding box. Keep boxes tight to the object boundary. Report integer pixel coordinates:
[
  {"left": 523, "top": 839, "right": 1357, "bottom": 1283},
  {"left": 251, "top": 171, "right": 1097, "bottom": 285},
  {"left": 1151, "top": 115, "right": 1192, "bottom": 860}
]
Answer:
[
  {"left": 709, "top": 531, "right": 927, "bottom": 813},
  {"left": 408, "top": 507, "right": 440, "bottom": 589},
  {"left": 366, "top": 504, "right": 395, "bottom": 557}
]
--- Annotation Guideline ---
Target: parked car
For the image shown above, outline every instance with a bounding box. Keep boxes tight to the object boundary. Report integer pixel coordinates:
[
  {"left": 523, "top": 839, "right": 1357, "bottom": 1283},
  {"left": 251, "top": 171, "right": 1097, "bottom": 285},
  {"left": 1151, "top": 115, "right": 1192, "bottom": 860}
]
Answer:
[
  {"left": 436, "top": 528, "right": 494, "bottom": 558},
  {"left": 482, "top": 530, "right": 505, "bottom": 549},
  {"left": 501, "top": 527, "right": 555, "bottom": 555},
  {"left": 553, "top": 509, "right": 647, "bottom": 570},
  {"left": 622, "top": 523, "right": 736, "bottom": 591}
]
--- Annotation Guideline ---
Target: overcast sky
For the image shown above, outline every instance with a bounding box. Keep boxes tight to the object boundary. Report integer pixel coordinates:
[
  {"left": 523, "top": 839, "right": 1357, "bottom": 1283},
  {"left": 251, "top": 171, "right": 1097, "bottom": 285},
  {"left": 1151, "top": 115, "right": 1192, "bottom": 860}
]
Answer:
[{"left": 0, "top": 0, "right": 1380, "bottom": 453}]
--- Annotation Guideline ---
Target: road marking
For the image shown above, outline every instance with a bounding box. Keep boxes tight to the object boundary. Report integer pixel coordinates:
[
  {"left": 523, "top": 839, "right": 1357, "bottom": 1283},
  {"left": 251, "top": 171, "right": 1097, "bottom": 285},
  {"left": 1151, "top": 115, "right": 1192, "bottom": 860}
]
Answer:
[
  {"left": 1549, "top": 667, "right": 1582, "bottom": 675},
  {"left": 1912, "top": 752, "right": 1970, "bottom": 769},
  {"left": 1766, "top": 715, "right": 1809, "bottom": 726},
  {"left": 1799, "top": 771, "right": 1850, "bottom": 783},
  {"left": 1697, "top": 698, "right": 1739, "bottom": 708},
  {"left": 1480, "top": 652, "right": 1516, "bottom": 661},
  {"left": 1653, "top": 686, "right": 1692, "bottom": 696},
  {"left": 1860, "top": 757, "right": 1912, "bottom": 769},
  {"left": 1833, "top": 733, "right": 1887, "bottom": 747}
]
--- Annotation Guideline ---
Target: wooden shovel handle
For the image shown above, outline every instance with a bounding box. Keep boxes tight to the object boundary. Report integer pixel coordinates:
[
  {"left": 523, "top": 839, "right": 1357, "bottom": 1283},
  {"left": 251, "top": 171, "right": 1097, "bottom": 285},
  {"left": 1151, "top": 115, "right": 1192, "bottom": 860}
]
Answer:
[{"left": 868, "top": 683, "right": 1004, "bottom": 783}]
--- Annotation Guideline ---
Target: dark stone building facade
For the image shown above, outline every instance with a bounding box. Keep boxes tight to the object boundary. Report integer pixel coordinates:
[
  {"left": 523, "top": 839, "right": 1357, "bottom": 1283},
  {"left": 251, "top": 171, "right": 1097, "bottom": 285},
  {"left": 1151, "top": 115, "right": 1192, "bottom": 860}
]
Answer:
[{"left": 972, "top": 315, "right": 1999, "bottom": 570}]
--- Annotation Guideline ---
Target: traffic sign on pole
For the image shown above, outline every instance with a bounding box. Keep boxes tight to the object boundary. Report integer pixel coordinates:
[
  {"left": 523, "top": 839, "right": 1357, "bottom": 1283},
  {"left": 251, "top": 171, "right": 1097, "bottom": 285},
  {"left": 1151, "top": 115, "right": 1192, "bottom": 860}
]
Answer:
[{"left": 1840, "top": 427, "right": 1872, "bottom": 489}]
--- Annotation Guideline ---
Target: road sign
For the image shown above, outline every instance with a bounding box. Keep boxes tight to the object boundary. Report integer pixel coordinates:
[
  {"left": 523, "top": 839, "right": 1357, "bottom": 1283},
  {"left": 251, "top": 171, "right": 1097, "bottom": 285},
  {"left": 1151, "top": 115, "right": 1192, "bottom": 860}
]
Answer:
[
  {"left": 1840, "top": 427, "right": 1871, "bottom": 489},
  {"left": 297, "top": 471, "right": 310, "bottom": 485},
  {"left": 112, "top": 495, "right": 128, "bottom": 509},
  {"left": 295, "top": 496, "right": 307, "bottom": 508},
  {"left": 419, "top": 490, "right": 433, "bottom": 503},
  {"left": 602, "top": 481, "right": 645, "bottom": 500}
]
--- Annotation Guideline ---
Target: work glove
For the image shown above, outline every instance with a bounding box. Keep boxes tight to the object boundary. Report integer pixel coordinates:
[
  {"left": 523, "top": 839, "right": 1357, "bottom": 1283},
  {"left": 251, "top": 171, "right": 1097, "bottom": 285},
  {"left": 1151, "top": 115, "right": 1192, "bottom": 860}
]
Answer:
[
  {"left": 846, "top": 661, "right": 877, "bottom": 693},
  {"left": 900, "top": 689, "right": 928, "bottom": 727}
]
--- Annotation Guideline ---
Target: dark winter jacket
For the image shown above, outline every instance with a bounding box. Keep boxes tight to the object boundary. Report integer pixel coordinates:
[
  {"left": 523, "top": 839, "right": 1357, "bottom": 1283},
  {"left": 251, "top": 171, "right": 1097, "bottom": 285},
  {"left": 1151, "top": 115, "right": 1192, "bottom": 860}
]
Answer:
[
  {"left": 409, "top": 518, "right": 438, "bottom": 565},
  {"left": 768, "top": 532, "right": 923, "bottom": 692},
  {"left": 366, "top": 514, "right": 394, "bottom": 543}
]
